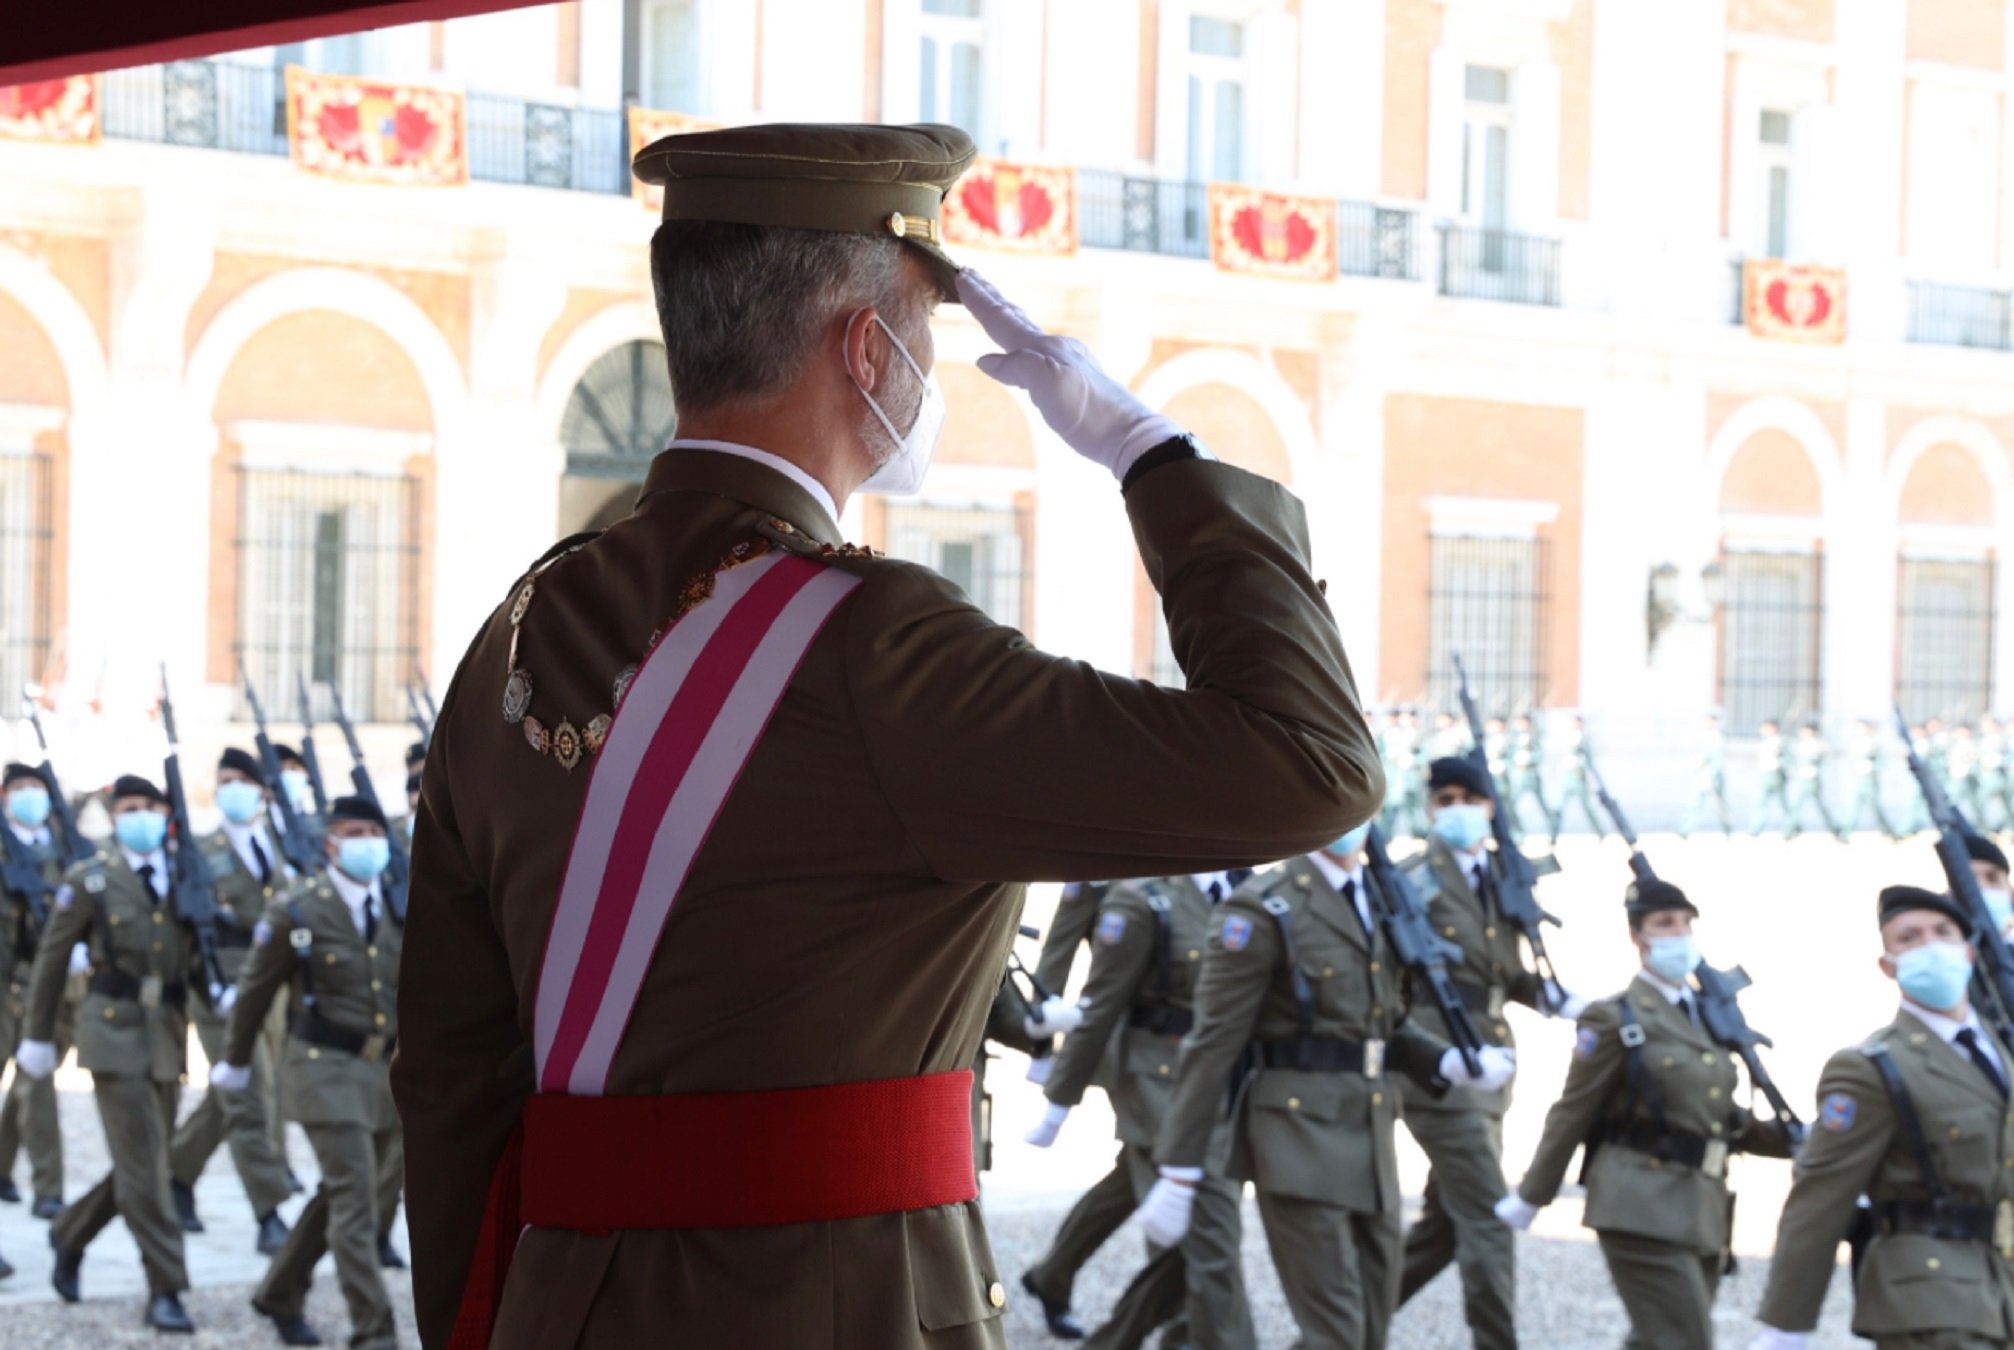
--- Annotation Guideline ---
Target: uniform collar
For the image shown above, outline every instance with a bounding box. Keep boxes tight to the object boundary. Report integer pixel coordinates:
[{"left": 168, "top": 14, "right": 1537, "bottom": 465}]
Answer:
[
  {"left": 1306, "top": 851, "right": 1362, "bottom": 895},
  {"left": 1900, "top": 998, "right": 1985, "bottom": 1046},
  {"left": 639, "top": 443, "right": 844, "bottom": 545},
  {"left": 221, "top": 817, "right": 272, "bottom": 848},
  {"left": 1635, "top": 967, "right": 1690, "bottom": 1005},
  {"left": 7, "top": 820, "right": 48, "bottom": 848},
  {"left": 326, "top": 864, "right": 380, "bottom": 936}
]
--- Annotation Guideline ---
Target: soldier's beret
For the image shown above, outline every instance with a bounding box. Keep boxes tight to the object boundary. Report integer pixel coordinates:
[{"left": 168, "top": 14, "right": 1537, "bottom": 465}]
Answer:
[
  {"left": 217, "top": 747, "right": 265, "bottom": 787},
  {"left": 1427, "top": 757, "right": 1493, "bottom": 800},
  {"left": 273, "top": 743, "right": 304, "bottom": 767},
  {"left": 633, "top": 122, "right": 977, "bottom": 301},
  {"left": 405, "top": 741, "right": 427, "bottom": 769},
  {"left": 1965, "top": 833, "right": 2010, "bottom": 874},
  {"left": 327, "top": 795, "right": 388, "bottom": 830},
  {"left": 1625, "top": 877, "right": 1696, "bottom": 919},
  {"left": 2, "top": 762, "right": 45, "bottom": 790},
  {"left": 110, "top": 774, "right": 166, "bottom": 806},
  {"left": 1878, "top": 884, "right": 1972, "bottom": 936}
]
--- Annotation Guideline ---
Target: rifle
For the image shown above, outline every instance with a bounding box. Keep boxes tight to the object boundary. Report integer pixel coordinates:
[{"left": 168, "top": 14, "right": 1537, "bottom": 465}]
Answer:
[
  {"left": 405, "top": 684, "right": 433, "bottom": 752},
  {"left": 1363, "top": 823, "right": 1484, "bottom": 1076},
  {"left": 1452, "top": 654, "right": 1568, "bottom": 1010},
  {"left": 1895, "top": 702, "right": 2014, "bottom": 1044},
  {"left": 294, "top": 673, "right": 331, "bottom": 819},
  {"left": 328, "top": 682, "right": 408, "bottom": 924},
  {"left": 159, "top": 667, "right": 230, "bottom": 1008},
  {"left": 1003, "top": 925, "right": 1059, "bottom": 1060},
  {"left": 1583, "top": 745, "right": 1804, "bottom": 1140},
  {"left": 2, "top": 693, "right": 97, "bottom": 940},
  {"left": 22, "top": 694, "right": 94, "bottom": 866},
  {"left": 239, "top": 658, "right": 322, "bottom": 877},
  {"left": 414, "top": 667, "right": 441, "bottom": 727}
]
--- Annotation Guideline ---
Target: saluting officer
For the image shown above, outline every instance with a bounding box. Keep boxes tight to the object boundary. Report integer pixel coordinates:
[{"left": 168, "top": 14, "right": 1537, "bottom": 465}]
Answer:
[
  {"left": 1395, "top": 757, "right": 1582, "bottom": 1350},
  {"left": 1751, "top": 886, "right": 2014, "bottom": 1350},
  {"left": 1154, "top": 828, "right": 1513, "bottom": 1348},
  {"left": 1496, "top": 878, "right": 1795, "bottom": 1347},
  {"left": 17, "top": 775, "right": 205, "bottom": 1332},
  {"left": 165, "top": 747, "right": 294, "bottom": 1251},
  {"left": 1028, "top": 874, "right": 1257, "bottom": 1350},
  {"left": 213, "top": 795, "right": 404, "bottom": 1349},
  {"left": 0, "top": 761, "right": 77, "bottom": 1220}
]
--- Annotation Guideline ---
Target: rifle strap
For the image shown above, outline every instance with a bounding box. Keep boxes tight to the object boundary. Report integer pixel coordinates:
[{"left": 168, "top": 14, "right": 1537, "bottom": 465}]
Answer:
[
  {"left": 1614, "top": 996, "right": 1668, "bottom": 1134},
  {"left": 1143, "top": 883, "right": 1174, "bottom": 1014},
  {"left": 286, "top": 900, "right": 318, "bottom": 1010},
  {"left": 1865, "top": 1044, "right": 1951, "bottom": 1206},
  {"left": 1260, "top": 895, "right": 1316, "bottom": 1055},
  {"left": 80, "top": 863, "right": 129, "bottom": 984}
]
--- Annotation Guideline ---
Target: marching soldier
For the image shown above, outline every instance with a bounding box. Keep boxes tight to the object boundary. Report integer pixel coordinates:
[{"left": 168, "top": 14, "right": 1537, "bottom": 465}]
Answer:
[
  {"left": 213, "top": 795, "right": 405, "bottom": 1349},
  {"left": 1379, "top": 710, "right": 1427, "bottom": 841},
  {"left": 273, "top": 745, "right": 322, "bottom": 834},
  {"left": 394, "top": 120, "right": 1380, "bottom": 1350},
  {"left": 1154, "top": 830, "right": 1513, "bottom": 1348},
  {"left": 1750, "top": 885, "right": 2014, "bottom": 1349},
  {"left": 1505, "top": 714, "right": 1553, "bottom": 841},
  {"left": 1949, "top": 725, "right": 1986, "bottom": 828},
  {"left": 1750, "top": 720, "right": 1792, "bottom": 836},
  {"left": 165, "top": 747, "right": 294, "bottom": 1251},
  {"left": 1986, "top": 717, "right": 2014, "bottom": 833},
  {"left": 1969, "top": 835, "right": 2013, "bottom": 942},
  {"left": 1496, "top": 878, "right": 1795, "bottom": 1347},
  {"left": 0, "top": 761, "right": 77, "bottom": 1219},
  {"left": 1027, "top": 874, "right": 1256, "bottom": 1350},
  {"left": 1678, "top": 712, "right": 1735, "bottom": 840},
  {"left": 1548, "top": 715, "right": 1606, "bottom": 844},
  {"left": 1844, "top": 717, "right": 1905, "bottom": 841},
  {"left": 1784, "top": 721, "right": 1847, "bottom": 842},
  {"left": 1395, "top": 758, "right": 1583, "bottom": 1350},
  {"left": 17, "top": 774, "right": 204, "bottom": 1332}
]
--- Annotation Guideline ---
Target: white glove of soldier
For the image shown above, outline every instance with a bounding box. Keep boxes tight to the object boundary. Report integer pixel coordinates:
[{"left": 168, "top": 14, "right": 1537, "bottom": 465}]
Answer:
[
  {"left": 14, "top": 1040, "right": 56, "bottom": 1080},
  {"left": 66, "top": 943, "right": 90, "bottom": 977},
  {"left": 209, "top": 1060, "right": 252, "bottom": 1092},
  {"left": 1493, "top": 1195, "right": 1539, "bottom": 1231},
  {"left": 959, "top": 270, "right": 1181, "bottom": 482},
  {"left": 1025, "top": 1054, "right": 1055, "bottom": 1087},
  {"left": 1747, "top": 1330, "right": 1809, "bottom": 1350},
  {"left": 1024, "top": 1102, "right": 1070, "bottom": 1148},
  {"left": 1024, "top": 995, "right": 1085, "bottom": 1040},
  {"left": 209, "top": 983, "right": 238, "bottom": 1014},
  {"left": 1138, "top": 1168, "right": 1203, "bottom": 1248},
  {"left": 1440, "top": 1045, "right": 1516, "bottom": 1093}
]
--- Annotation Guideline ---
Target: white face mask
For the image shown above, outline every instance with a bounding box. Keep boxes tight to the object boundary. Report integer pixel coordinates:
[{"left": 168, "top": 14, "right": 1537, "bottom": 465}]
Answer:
[{"left": 852, "top": 314, "right": 944, "bottom": 497}]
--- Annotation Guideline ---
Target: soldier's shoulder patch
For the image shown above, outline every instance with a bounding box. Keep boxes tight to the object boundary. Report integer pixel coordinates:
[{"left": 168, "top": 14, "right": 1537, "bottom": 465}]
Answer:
[
  {"left": 252, "top": 920, "right": 273, "bottom": 947},
  {"left": 1820, "top": 1093, "right": 1857, "bottom": 1133},
  {"left": 1096, "top": 912, "right": 1128, "bottom": 945},
  {"left": 1220, "top": 914, "right": 1253, "bottom": 952},
  {"left": 1574, "top": 1026, "right": 1600, "bottom": 1059},
  {"left": 53, "top": 884, "right": 73, "bottom": 910},
  {"left": 81, "top": 871, "right": 106, "bottom": 894}
]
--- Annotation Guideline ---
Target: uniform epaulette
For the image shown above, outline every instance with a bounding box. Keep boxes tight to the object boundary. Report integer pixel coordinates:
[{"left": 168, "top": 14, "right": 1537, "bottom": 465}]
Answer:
[
  {"left": 754, "top": 516, "right": 884, "bottom": 569},
  {"left": 527, "top": 531, "right": 601, "bottom": 573}
]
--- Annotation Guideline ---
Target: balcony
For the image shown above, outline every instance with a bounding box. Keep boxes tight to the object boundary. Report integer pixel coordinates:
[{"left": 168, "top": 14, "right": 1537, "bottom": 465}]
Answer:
[
  {"left": 1436, "top": 224, "right": 1561, "bottom": 306},
  {"left": 1074, "top": 171, "right": 1420, "bottom": 278},
  {"left": 1907, "top": 280, "right": 2013, "bottom": 352}
]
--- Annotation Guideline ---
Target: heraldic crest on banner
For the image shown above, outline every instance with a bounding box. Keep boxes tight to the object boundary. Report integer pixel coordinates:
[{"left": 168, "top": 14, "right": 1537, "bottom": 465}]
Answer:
[
  {"left": 941, "top": 158, "right": 1076, "bottom": 255},
  {"left": 1209, "top": 185, "right": 1338, "bottom": 282},
  {"left": 286, "top": 67, "right": 467, "bottom": 186},
  {"left": 0, "top": 76, "right": 99, "bottom": 145}
]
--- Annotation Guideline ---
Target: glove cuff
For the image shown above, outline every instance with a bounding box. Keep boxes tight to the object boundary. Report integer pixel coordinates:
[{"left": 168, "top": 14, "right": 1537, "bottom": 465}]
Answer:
[
  {"left": 1157, "top": 1165, "right": 1204, "bottom": 1183},
  {"left": 1119, "top": 430, "right": 1209, "bottom": 491}
]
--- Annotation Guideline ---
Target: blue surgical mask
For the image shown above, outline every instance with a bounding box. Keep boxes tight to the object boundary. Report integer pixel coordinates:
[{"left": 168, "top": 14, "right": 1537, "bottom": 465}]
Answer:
[
  {"left": 281, "top": 769, "right": 311, "bottom": 805},
  {"left": 1327, "top": 823, "right": 1370, "bottom": 857},
  {"left": 216, "top": 781, "right": 265, "bottom": 825},
  {"left": 5, "top": 786, "right": 50, "bottom": 828},
  {"left": 336, "top": 837, "right": 391, "bottom": 884},
  {"left": 115, "top": 810, "right": 168, "bottom": 855},
  {"left": 1894, "top": 941, "right": 1974, "bottom": 1012},
  {"left": 1645, "top": 934, "right": 1701, "bottom": 984},
  {"left": 1431, "top": 803, "right": 1491, "bottom": 851},
  {"left": 1984, "top": 889, "right": 2013, "bottom": 935}
]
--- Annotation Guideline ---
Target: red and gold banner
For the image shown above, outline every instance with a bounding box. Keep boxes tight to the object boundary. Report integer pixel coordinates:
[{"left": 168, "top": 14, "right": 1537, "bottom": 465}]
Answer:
[
  {"left": 285, "top": 66, "right": 466, "bottom": 187},
  {"left": 0, "top": 75, "right": 99, "bottom": 145},
  {"left": 1208, "top": 185, "right": 1337, "bottom": 282},
  {"left": 942, "top": 159, "right": 1076, "bottom": 256},
  {"left": 1744, "top": 260, "right": 1846, "bottom": 344},
  {"left": 627, "top": 108, "right": 719, "bottom": 212}
]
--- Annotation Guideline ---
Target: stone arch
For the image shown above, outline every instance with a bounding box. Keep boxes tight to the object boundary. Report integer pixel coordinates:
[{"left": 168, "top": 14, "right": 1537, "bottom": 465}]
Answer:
[
  {"left": 1703, "top": 395, "right": 1841, "bottom": 520},
  {"left": 0, "top": 243, "right": 107, "bottom": 414},
  {"left": 1133, "top": 347, "right": 1319, "bottom": 487},
  {"left": 1886, "top": 414, "right": 2011, "bottom": 529}
]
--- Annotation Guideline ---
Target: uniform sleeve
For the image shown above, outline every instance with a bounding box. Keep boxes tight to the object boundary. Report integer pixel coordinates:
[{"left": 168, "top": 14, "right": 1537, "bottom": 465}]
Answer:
[
  {"left": 223, "top": 900, "right": 297, "bottom": 1067},
  {"left": 1388, "top": 1021, "right": 1451, "bottom": 1089},
  {"left": 1033, "top": 884, "right": 1099, "bottom": 993},
  {"left": 1045, "top": 899, "right": 1155, "bottom": 1108},
  {"left": 23, "top": 878, "right": 89, "bottom": 1042},
  {"left": 1733, "top": 1104, "right": 1799, "bottom": 1160},
  {"left": 1516, "top": 1001, "right": 1625, "bottom": 1206},
  {"left": 846, "top": 461, "right": 1383, "bottom": 883},
  {"left": 1156, "top": 902, "right": 1278, "bottom": 1169},
  {"left": 1756, "top": 1051, "right": 1892, "bottom": 1332}
]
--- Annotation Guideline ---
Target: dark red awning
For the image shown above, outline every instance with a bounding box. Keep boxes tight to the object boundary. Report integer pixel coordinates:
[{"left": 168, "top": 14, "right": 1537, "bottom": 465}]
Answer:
[{"left": 1, "top": 0, "right": 552, "bottom": 86}]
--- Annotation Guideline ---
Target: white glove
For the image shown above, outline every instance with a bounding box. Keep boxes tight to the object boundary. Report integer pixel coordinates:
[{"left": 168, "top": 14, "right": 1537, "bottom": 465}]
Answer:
[
  {"left": 66, "top": 943, "right": 90, "bottom": 977},
  {"left": 209, "top": 1060, "right": 252, "bottom": 1092},
  {"left": 1024, "top": 995, "right": 1085, "bottom": 1040},
  {"left": 1138, "top": 1169, "right": 1201, "bottom": 1248},
  {"left": 1552, "top": 990, "right": 1590, "bottom": 1020},
  {"left": 959, "top": 270, "right": 1181, "bottom": 481},
  {"left": 1746, "top": 1331, "right": 1808, "bottom": 1350},
  {"left": 14, "top": 1040, "right": 56, "bottom": 1080},
  {"left": 1493, "top": 1195, "right": 1539, "bottom": 1231},
  {"left": 209, "top": 983, "right": 238, "bottom": 1014},
  {"left": 1025, "top": 1054, "right": 1055, "bottom": 1087},
  {"left": 1024, "top": 1102, "right": 1070, "bottom": 1148},
  {"left": 1440, "top": 1045, "right": 1517, "bottom": 1093}
]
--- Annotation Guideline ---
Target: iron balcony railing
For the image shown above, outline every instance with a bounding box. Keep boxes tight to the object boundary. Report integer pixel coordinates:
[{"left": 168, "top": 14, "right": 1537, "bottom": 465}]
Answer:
[
  {"left": 1436, "top": 224, "right": 1562, "bottom": 306},
  {"left": 1907, "top": 281, "right": 2014, "bottom": 352}
]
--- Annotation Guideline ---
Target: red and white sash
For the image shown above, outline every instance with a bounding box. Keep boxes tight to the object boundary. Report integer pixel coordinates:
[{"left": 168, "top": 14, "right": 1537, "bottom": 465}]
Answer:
[{"left": 533, "top": 549, "right": 860, "bottom": 1095}]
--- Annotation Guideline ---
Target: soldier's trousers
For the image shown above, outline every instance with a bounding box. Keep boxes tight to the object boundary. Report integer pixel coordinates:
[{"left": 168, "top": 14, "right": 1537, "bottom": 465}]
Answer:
[
  {"left": 256, "top": 1117, "right": 401, "bottom": 1350},
  {"left": 1084, "top": 1144, "right": 1254, "bottom": 1350},
  {"left": 54, "top": 1073, "right": 186, "bottom": 1294},
  {"left": 169, "top": 1000, "right": 292, "bottom": 1217},
  {"left": 1397, "top": 1105, "right": 1515, "bottom": 1350},
  {"left": 1025, "top": 1148, "right": 1134, "bottom": 1309},
  {"left": 1783, "top": 783, "right": 1845, "bottom": 839},
  {"left": 1871, "top": 1335, "right": 2007, "bottom": 1349},
  {"left": 1256, "top": 1190, "right": 1402, "bottom": 1350},
  {"left": 1596, "top": 1230, "right": 1720, "bottom": 1350},
  {"left": 0, "top": 976, "right": 69, "bottom": 1199}
]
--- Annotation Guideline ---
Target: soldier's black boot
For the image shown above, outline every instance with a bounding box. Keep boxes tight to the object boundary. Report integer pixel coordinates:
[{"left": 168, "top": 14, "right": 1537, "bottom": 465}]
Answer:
[
  {"left": 171, "top": 1180, "right": 204, "bottom": 1233},
  {"left": 49, "top": 1230, "right": 80, "bottom": 1302},
  {"left": 377, "top": 1234, "right": 406, "bottom": 1269},
  {"left": 1021, "top": 1271, "right": 1085, "bottom": 1340},
  {"left": 0, "top": 1245, "right": 14, "bottom": 1279},
  {"left": 0, "top": 1176, "right": 20, "bottom": 1203},
  {"left": 255, "top": 1210, "right": 289, "bottom": 1256},
  {"left": 253, "top": 1296, "right": 324, "bottom": 1346},
  {"left": 144, "top": 1292, "right": 196, "bottom": 1333},
  {"left": 31, "top": 1194, "right": 63, "bottom": 1220}
]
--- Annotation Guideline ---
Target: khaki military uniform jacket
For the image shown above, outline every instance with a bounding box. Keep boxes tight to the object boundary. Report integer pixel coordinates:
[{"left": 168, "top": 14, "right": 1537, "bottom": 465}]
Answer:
[
  {"left": 1045, "top": 876, "right": 1216, "bottom": 1149},
  {"left": 199, "top": 830, "right": 286, "bottom": 983},
  {"left": 1158, "top": 856, "right": 1446, "bottom": 1213},
  {"left": 25, "top": 850, "right": 199, "bottom": 1082},
  {"left": 1516, "top": 975, "right": 1793, "bottom": 1255},
  {"left": 228, "top": 876, "right": 401, "bottom": 1130},
  {"left": 1758, "top": 1009, "right": 2014, "bottom": 1339},
  {"left": 1398, "top": 838, "right": 1543, "bottom": 1116},
  {"left": 1034, "top": 880, "right": 1107, "bottom": 994},
  {"left": 1, "top": 823, "right": 72, "bottom": 986},
  {"left": 393, "top": 450, "right": 1382, "bottom": 1350}
]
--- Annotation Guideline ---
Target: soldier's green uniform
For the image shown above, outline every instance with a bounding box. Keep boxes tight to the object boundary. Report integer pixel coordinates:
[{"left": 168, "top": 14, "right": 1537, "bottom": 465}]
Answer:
[
  {"left": 1846, "top": 720, "right": 1904, "bottom": 841},
  {"left": 1158, "top": 855, "right": 1450, "bottom": 1348},
  {"left": 1679, "top": 718, "right": 1734, "bottom": 840},
  {"left": 228, "top": 866, "right": 404, "bottom": 1350},
  {"left": 1506, "top": 718, "right": 1553, "bottom": 840},
  {"left": 0, "top": 796, "right": 79, "bottom": 1210},
  {"left": 1784, "top": 724, "right": 1847, "bottom": 841},
  {"left": 1750, "top": 723, "right": 1792, "bottom": 836},
  {"left": 1041, "top": 875, "right": 1255, "bottom": 1350},
  {"left": 1549, "top": 719, "right": 1605, "bottom": 843}
]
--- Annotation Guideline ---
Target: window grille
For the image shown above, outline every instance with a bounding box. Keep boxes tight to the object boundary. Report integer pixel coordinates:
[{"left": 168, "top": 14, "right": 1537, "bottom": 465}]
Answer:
[
  {"left": 1897, "top": 555, "right": 1994, "bottom": 724},
  {"left": 1719, "top": 548, "right": 1822, "bottom": 734},
  {"left": 0, "top": 453, "right": 52, "bottom": 699},
  {"left": 1425, "top": 534, "right": 1550, "bottom": 714},
  {"left": 885, "top": 502, "right": 1030, "bottom": 629}
]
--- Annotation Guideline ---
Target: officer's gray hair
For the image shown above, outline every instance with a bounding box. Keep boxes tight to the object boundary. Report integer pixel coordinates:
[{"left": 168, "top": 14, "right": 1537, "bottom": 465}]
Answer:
[{"left": 649, "top": 221, "right": 928, "bottom": 416}]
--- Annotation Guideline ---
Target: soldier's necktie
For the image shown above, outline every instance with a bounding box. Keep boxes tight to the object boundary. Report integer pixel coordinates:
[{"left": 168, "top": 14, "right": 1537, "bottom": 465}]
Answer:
[
  {"left": 1342, "top": 878, "right": 1372, "bottom": 939},
  {"left": 1676, "top": 995, "right": 1699, "bottom": 1028},
  {"left": 137, "top": 862, "right": 160, "bottom": 904},
  {"left": 363, "top": 893, "right": 378, "bottom": 944},
  {"left": 250, "top": 834, "right": 273, "bottom": 887},
  {"left": 1956, "top": 1028, "right": 2009, "bottom": 1100},
  {"left": 1207, "top": 879, "right": 1225, "bottom": 903}
]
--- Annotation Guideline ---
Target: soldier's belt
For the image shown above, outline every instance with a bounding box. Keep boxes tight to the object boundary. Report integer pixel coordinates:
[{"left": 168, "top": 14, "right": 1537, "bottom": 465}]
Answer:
[
  {"left": 1595, "top": 1121, "right": 1731, "bottom": 1179},
  {"left": 290, "top": 1009, "right": 395, "bottom": 1063},
  {"left": 1454, "top": 983, "right": 1508, "bottom": 1019},
  {"left": 1256, "top": 1037, "right": 1386, "bottom": 1077},
  {"left": 212, "top": 926, "right": 254, "bottom": 950},
  {"left": 88, "top": 971, "right": 186, "bottom": 1008},
  {"left": 1875, "top": 1198, "right": 2014, "bottom": 1257},
  {"left": 1128, "top": 1004, "right": 1194, "bottom": 1036}
]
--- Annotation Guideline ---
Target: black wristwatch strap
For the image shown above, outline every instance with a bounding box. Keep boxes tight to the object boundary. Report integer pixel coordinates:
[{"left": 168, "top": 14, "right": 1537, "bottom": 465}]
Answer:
[{"left": 1121, "top": 434, "right": 1215, "bottom": 494}]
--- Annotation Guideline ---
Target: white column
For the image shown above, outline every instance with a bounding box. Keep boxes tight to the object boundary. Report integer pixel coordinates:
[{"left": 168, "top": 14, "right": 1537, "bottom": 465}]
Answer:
[
  {"left": 1832, "top": 0, "right": 1908, "bottom": 343},
  {"left": 1314, "top": 0, "right": 1385, "bottom": 201},
  {"left": 1316, "top": 314, "right": 1390, "bottom": 690},
  {"left": 1832, "top": 395, "right": 1895, "bottom": 722}
]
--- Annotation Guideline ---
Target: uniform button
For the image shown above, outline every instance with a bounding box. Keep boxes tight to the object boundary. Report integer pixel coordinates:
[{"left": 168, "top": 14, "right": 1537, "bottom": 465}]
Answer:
[
  {"left": 102, "top": 1007, "right": 115, "bottom": 1020},
  {"left": 1187, "top": 949, "right": 1200, "bottom": 962},
  {"left": 326, "top": 954, "right": 337, "bottom": 965},
  {"left": 152, "top": 941, "right": 163, "bottom": 952},
  {"left": 1911, "top": 1033, "right": 1929, "bottom": 1046},
  {"left": 263, "top": 886, "right": 273, "bottom": 898},
  {"left": 1287, "top": 1097, "right": 1301, "bottom": 1110},
  {"left": 1371, "top": 1006, "right": 1384, "bottom": 1018},
  {"left": 1484, "top": 926, "right": 1497, "bottom": 939},
  {"left": 152, "top": 912, "right": 163, "bottom": 925},
  {"left": 1707, "top": 1087, "right": 1721, "bottom": 1100},
  {"left": 375, "top": 1013, "right": 388, "bottom": 1027},
  {"left": 1648, "top": 1158, "right": 1662, "bottom": 1169},
  {"left": 1322, "top": 966, "right": 1335, "bottom": 978},
  {"left": 108, "top": 916, "right": 120, "bottom": 926},
  {"left": 1156, "top": 1064, "right": 1169, "bottom": 1077},
  {"left": 1700, "top": 1052, "right": 1716, "bottom": 1065},
  {"left": 1951, "top": 1126, "right": 1964, "bottom": 1139},
  {"left": 367, "top": 946, "right": 378, "bottom": 958},
  {"left": 1371, "top": 1091, "right": 1384, "bottom": 1105},
  {"left": 1709, "top": 1123, "right": 1723, "bottom": 1136},
  {"left": 1444, "top": 926, "right": 1457, "bottom": 938},
  {"left": 371, "top": 980, "right": 382, "bottom": 991},
  {"left": 307, "top": 1048, "right": 320, "bottom": 1061},
  {"left": 988, "top": 1282, "right": 1006, "bottom": 1309},
  {"left": 1368, "top": 962, "right": 1380, "bottom": 974},
  {"left": 1494, "top": 1023, "right": 1509, "bottom": 1038},
  {"left": 1928, "top": 1257, "right": 1941, "bottom": 1270},
  {"left": 1661, "top": 1057, "right": 1675, "bottom": 1069}
]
